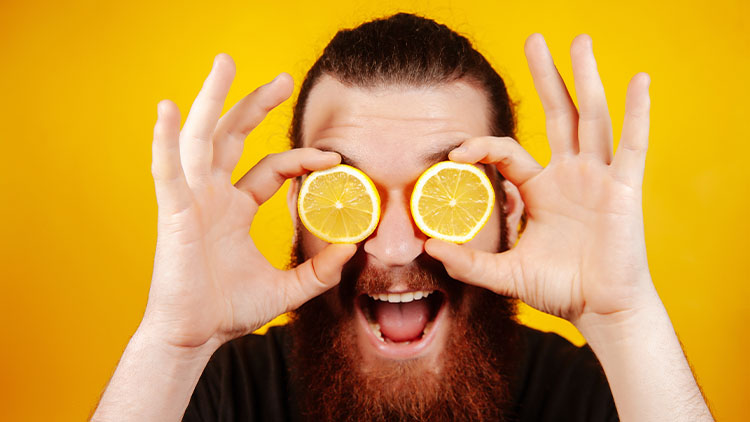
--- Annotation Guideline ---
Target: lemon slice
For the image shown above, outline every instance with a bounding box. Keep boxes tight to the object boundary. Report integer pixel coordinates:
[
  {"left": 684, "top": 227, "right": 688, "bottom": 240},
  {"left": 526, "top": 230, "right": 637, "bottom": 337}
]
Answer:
[
  {"left": 410, "top": 161, "right": 494, "bottom": 244},
  {"left": 298, "top": 164, "right": 381, "bottom": 244}
]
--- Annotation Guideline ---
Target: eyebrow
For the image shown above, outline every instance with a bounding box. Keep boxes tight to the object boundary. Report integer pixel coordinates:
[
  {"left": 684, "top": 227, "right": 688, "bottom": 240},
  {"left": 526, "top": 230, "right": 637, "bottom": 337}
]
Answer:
[
  {"left": 420, "top": 142, "right": 464, "bottom": 166},
  {"left": 319, "top": 142, "right": 464, "bottom": 169}
]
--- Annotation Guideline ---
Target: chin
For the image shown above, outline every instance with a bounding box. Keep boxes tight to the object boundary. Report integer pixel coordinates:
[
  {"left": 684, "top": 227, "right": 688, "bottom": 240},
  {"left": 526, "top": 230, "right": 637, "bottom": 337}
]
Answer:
[{"left": 287, "top": 239, "right": 520, "bottom": 421}]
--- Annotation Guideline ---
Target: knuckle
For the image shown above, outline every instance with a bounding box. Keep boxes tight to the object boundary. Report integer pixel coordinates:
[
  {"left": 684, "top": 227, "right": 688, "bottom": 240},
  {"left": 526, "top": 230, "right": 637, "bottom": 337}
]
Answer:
[
  {"left": 257, "top": 98, "right": 276, "bottom": 114},
  {"left": 464, "top": 137, "right": 486, "bottom": 148},
  {"left": 578, "top": 108, "right": 607, "bottom": 122},
  {"left": 290, "top": 263, "right": 325, "bottom": 304},
  {"left": 183, "top": 133, "right": 210, "bottom": 145},
  {"left": 497, "top": 136, "right": 518, "bottom": 146},
  {"left": 472, "top": 252, "right": 488, "bottom": 282},
  {"left": 625, "top": 107, "right": 649, "bottom": 119},
  {"left": 151, "top": 163, "right": 177, "bottom": 182},
  {"left": 309, "top": 258, "right": 330, "bottom": 289},
  {"left": 296, "top": 147, "right": 319, "bottom": 158},
  {"left": 496, "top": 155, "right": 513, "bottom": 169},
  {"left": 247, "top": 87, "right": 278, "bottom": 113},
  {"left": 255, "top": 153, "right": 277, "bottom": 167},
  {"left": 442, "top": 261, "right": 461, "bottom": 280},
  {"left": 183, "top": 159, "right": 208, "bottom": 176}
]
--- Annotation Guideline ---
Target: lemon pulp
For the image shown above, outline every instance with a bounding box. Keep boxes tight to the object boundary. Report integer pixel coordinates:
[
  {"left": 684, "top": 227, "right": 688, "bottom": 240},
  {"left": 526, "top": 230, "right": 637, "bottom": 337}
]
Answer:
[
  {"left": 298, "top": 164, "right": 380, "bottom": 244},
  {"left": 411, "top": 161, "right": 494, "bottom": 243}
]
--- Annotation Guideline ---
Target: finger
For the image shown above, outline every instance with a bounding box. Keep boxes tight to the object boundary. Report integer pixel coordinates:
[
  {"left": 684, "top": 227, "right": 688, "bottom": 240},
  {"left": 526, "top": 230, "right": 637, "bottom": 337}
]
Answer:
[
  {"left": 612, "top": 73, "right": 651, "bottom": 188},
  {"left": 524, "top": 33, "right": 579, "bottom": 156},
  {"left": 449, "top": 136, "right": 543, "bottom": 187},
  {"left": 424, "top": 239, "right": 519, "bottom": 298},
  {"left": 212, "top": 73, "right": 294, "bottom": 176},
  {"left": 570, "top": 35, "right": 614, "bottom": 163},
  {"left": 283, "top": 244, "right": 357, "bottom": 311},
  {"left": 152, "top": 100, "right": 191, "bottom": 214},
  {"left": 234, "top": 148, "right": 341, "bottom": 206},
  {"left": 180, "top": 54, "right": 236, "bottom": 183}
]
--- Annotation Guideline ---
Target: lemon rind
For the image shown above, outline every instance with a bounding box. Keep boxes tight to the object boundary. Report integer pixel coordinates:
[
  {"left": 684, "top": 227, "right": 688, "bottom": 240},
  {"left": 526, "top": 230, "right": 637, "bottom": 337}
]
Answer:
[
  {"left": 410, "top": 161, "right": 495, "bottom": 244},
  {"left": 298, "top": 164, "right": 381, "bottom": 244}
]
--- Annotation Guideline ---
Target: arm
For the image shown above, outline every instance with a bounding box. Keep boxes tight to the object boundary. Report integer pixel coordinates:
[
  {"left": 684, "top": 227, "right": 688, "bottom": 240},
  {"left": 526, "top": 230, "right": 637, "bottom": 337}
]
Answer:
[
  {"left": 91, "top": 327, "right": 213, "bottom": 421},
  {"left": 425, "top": 34, "right": 713, "bottom": 421},
  {"left": 578, "top": 285, "right": 712, "bottom": 421},
  {"left": 91, "top": 55, "right": 355, "bottom": 421}
]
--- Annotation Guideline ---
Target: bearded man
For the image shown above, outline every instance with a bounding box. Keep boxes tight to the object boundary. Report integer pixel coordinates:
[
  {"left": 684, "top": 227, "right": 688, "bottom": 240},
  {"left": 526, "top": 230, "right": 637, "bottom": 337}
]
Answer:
[{"left": 92, "top": 13, "right": 714, "bottom": 422}]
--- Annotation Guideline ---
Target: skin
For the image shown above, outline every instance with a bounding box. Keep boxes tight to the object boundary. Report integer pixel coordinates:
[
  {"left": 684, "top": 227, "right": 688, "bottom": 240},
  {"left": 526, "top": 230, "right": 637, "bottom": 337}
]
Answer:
[
  {"left": 91, "top": 34, "right": 714, "bottom": 421},
  {"left": 288, "top": 74, "right": 524, "bottom": 370}
]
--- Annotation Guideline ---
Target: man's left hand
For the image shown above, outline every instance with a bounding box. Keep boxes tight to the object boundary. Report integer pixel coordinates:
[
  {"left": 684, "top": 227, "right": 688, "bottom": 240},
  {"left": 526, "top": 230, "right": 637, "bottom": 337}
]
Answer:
[{"left": 425, "top": 33, "right": 654, "bottom": 327}]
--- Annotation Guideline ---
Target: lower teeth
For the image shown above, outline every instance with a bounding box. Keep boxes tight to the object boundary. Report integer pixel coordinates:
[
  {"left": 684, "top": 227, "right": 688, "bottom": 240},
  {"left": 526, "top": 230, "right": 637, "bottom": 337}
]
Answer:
[
  {"left": 370, "top": 322, "right": 385, "bottom": 342},
  {"left": 369, "top": 321, "right": 434, "bottom": 343}
]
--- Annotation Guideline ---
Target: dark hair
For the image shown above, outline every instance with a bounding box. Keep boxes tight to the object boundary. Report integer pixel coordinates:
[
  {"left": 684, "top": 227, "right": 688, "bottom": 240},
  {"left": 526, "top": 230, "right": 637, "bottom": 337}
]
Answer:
[
  {"left": 288, "top": 12, "right": 516, "bottom": 148},
  {"left": 288, "top": 13, "right": 526, "bottom": 233}
]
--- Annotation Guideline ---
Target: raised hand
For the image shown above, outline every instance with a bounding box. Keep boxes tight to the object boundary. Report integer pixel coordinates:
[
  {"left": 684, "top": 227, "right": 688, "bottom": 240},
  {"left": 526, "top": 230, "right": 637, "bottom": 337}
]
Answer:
[
  {"left": 425, "top": 34, "right": 654, "bottom": 325},
  {"left": 144, "top": 54, "right": 356, "bottom": 352}
]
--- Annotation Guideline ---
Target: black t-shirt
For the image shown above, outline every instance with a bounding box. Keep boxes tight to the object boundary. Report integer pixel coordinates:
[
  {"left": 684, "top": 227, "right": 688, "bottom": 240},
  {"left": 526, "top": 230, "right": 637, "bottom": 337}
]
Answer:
[{"left": 183, "top": 324, "right": 618, "bottom": 421}]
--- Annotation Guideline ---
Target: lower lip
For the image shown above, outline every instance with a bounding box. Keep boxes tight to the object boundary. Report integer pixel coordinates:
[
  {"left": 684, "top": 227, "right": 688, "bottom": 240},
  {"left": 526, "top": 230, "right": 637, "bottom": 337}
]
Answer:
[{"left": 355, "top": 296, "right": 448, "bottom": 360}]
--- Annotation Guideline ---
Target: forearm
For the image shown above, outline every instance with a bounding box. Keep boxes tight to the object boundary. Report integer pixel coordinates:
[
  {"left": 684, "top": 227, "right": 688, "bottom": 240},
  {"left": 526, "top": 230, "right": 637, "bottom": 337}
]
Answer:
[
  {"left": 91, "top": 326, "right": 215, "bottom": 422},
  {"left": 576, "top": 283, "right": 713, "bottom": 422}
]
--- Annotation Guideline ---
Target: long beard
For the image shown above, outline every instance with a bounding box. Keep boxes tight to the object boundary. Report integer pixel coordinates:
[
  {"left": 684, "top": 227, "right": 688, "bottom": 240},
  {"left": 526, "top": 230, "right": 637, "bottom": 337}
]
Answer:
[
  {"left": 290, "top": 280, "right": 519, "bottom": 422},
  {"left": 288, "top": 253, "right": 520, "bottom": 421},
  {"left": 287, "top": 183, "right": 519, "bottom": 421}
]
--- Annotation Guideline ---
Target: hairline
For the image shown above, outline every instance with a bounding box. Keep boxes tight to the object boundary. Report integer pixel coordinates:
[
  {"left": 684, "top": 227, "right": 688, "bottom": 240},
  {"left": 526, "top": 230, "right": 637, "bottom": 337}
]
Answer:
[{"left": 292, "top": 72, "right": 497, "bottom": 149}]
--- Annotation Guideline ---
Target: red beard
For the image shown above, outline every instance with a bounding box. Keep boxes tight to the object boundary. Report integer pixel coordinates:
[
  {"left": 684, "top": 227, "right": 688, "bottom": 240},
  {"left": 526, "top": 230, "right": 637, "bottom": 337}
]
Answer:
[{"left": 288, "top": 249, "right": 521, "bottom": 422}]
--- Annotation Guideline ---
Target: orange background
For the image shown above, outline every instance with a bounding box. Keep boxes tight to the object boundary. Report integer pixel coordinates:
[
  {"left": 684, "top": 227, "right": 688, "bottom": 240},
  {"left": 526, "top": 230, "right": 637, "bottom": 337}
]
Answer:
[{"left": 1, "top": 0, "right": 748, "bottom": 420}]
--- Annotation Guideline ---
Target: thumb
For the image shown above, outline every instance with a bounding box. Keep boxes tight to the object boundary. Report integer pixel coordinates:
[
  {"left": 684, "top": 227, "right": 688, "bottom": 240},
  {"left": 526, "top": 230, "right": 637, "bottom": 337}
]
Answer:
[
  {"left": 424, "top": 239, "right": 519, "bottom": 298},
  {"left": 284, "top": 243, "right": 357, "bottom": 311}
]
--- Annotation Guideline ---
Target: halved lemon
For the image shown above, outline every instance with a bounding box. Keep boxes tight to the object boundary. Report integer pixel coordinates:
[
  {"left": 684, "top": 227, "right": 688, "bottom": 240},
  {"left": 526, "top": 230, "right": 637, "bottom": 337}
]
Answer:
[
  {"left": 410, "top": 161, "right": 495, "bottom": 244},
  {"left": 298, "top": 164, "right": 381, "bottom": 244}
]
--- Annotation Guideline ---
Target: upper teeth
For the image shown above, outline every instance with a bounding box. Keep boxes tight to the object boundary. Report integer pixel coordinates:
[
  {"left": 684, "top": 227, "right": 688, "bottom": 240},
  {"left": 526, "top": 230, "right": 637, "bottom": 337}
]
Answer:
[{"left": 367, "top": 290, "right": 434, "bottom": 303}]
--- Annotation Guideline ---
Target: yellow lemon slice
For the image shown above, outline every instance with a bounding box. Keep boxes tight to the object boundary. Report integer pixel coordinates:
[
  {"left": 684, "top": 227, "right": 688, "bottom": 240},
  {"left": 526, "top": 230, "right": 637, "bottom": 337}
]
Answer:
[
  {"left": 410, "top": 161, "right": 494, "bottom": 244},
  {"left": 298, "top": 164, "right": 381, "bottom": 244}
]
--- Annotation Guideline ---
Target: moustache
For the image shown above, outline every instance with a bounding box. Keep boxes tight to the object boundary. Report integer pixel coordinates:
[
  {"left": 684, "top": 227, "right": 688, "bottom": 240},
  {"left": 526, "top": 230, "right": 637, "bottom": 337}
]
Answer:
[{"left": 337, "top": 248, "right": 464, "bottom": 312}]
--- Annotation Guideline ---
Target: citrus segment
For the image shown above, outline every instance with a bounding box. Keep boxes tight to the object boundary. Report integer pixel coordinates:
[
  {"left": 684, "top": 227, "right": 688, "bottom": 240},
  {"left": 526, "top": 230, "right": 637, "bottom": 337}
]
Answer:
[
  {"left": 410, "top": 161, "right": 494, "bottom": 243},
  {"left": 298, "top": 164, "right": 380, "bottom": 243}
]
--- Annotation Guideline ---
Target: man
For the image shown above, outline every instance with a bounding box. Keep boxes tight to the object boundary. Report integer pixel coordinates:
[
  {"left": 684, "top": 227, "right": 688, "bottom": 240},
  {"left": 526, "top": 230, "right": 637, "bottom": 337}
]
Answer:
[{"left": 92, "top": 13, "right": 713, "bottom": 421}]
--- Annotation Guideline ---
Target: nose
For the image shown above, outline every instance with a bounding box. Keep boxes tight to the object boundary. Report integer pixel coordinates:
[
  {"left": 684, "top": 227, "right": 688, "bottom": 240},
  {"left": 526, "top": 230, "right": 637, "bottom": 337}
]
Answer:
[{"left": 363, "top": 190, "right": 426, "bottom": 267}]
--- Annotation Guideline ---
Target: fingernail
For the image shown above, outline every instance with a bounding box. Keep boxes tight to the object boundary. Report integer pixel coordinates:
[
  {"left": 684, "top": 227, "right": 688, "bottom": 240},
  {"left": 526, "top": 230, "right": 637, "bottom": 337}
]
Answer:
[
  {"left": 453, "top": 146, "right": 467, "bottom": 154},
  {"left": 267, "top": 73, "right": 283, "bottom": 85}
]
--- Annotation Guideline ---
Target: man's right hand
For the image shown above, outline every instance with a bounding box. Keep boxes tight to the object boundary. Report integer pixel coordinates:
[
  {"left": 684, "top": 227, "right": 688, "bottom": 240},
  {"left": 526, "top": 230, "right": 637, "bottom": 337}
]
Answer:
[{"left": 144, "top": 53, "right": 356, "bottom": 354}]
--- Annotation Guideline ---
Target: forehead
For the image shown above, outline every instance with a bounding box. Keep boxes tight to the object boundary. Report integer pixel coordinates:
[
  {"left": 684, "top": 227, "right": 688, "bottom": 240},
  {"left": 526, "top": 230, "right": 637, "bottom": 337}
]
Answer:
[{"left": 300, "top": 76, "right": 492, "bottom": 184}]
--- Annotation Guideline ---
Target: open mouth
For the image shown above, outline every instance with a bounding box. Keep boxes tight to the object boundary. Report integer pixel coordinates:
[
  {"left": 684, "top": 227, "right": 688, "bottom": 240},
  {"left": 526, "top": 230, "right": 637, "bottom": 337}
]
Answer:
[{"left": 355, "top": 289, "right": 448, "bottom": 359}]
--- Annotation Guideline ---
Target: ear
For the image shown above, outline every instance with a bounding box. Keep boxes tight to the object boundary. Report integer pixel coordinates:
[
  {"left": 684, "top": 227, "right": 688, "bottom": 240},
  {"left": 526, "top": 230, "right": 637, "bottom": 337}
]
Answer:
[
  {"left": 288, "top": 177, "right": 300, "bottom": 228},
  {"left": 502, "top": 180, "right": 524, "bottom": 246},
  {"left": 286, "top": 177, "right": 300, "bottom": 223}
]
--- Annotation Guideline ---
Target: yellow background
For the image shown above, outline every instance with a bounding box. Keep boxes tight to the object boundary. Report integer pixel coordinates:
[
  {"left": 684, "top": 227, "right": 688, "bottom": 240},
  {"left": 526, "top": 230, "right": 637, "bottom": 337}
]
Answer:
[{"left": 1, "top": 0, "right": 747, "bottom": 420}]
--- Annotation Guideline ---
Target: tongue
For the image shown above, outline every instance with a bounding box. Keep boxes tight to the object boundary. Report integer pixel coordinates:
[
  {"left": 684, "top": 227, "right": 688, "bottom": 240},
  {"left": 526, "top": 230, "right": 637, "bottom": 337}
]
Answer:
[{"left": 373, "top": 299, "right": 430, "bottom": 342}]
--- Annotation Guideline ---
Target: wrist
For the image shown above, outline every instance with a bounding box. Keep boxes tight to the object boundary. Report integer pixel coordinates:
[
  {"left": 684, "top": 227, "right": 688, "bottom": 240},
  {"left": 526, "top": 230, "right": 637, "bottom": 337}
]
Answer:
[
  {"left": 573, "top": 273, "right": 662, "bottom": 346},
  {"left": 133, "top": 320, "right": 221, "bottom": 364},
  {"left": 92, "top": 324, "right": 217, "bottom": 421},
  {"left": 572, "top": 283, "right": 713, "bottom": 421}
]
